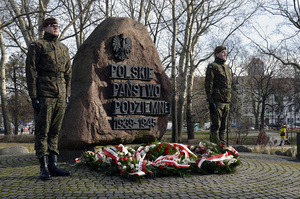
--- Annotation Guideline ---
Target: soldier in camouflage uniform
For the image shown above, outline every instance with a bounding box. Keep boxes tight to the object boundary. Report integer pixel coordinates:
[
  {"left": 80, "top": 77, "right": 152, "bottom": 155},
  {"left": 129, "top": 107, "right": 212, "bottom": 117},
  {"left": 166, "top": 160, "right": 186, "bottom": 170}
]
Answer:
[
  {"left": 26, "top": 17, "right": 72, "bottom": 180},
  {"left": 205, "top": 46, "right": 232, "bottom": 145}
]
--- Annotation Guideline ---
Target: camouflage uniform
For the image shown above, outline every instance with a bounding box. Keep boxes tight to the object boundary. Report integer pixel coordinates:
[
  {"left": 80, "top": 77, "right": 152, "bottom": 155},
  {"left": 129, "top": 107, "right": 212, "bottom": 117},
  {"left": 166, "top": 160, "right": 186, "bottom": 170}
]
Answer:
[
  {"left": 205, "top": 57, "right": 232, "bottom": 144},
  {"left": 26, "top": 32, "right": 71, "bottom": 158}
]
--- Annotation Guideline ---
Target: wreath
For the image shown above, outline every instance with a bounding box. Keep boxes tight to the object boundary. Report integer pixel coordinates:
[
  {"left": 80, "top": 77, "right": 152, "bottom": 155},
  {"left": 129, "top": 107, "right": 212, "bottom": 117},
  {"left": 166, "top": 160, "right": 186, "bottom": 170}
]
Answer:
[{"left": 74, "top": 141, "right": 240, "bottom": 180}]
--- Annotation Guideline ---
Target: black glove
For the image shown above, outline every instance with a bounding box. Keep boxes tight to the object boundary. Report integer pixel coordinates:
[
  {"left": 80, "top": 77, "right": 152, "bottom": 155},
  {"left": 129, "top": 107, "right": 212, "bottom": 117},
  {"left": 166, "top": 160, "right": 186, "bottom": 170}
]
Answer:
[
  {"left": 31, "top": 98, "right": 40, "bottom": 112},
  {"left": 209, "top": 103, "right": 216, "bottom": 114}
]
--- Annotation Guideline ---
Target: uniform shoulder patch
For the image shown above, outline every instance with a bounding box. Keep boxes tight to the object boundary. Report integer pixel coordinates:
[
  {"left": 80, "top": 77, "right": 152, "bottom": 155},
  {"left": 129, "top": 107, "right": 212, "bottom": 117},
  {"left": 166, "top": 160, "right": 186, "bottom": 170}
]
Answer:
[
  {"left": 208, "top": 65, "right": 213, "bottom": 69},
  {"left": 30, "top": 43, "right": 36, "bottom": 47}
]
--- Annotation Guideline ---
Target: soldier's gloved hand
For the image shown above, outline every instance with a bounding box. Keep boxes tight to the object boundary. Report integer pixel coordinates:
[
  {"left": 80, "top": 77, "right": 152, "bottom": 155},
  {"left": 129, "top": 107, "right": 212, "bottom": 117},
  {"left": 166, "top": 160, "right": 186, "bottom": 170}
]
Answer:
[
  {"left": 209, "top": 103, "right": 217, "bottom": 114},
  {"left": 31, "top": 98, "right": 40, "bottom": 112},
  {"left": 66, "top": 97, "right": 69, "bottom": 104}
]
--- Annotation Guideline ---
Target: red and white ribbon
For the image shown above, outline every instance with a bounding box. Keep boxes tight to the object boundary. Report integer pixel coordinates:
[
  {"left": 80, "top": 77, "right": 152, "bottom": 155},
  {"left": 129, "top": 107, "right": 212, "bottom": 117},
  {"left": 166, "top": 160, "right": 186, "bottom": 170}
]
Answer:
[
  {"left": 102, "top": 147, "right": 119, "bottom": 161},
  {"left": 196, "top": 152, "right": 232, "bottom": 168},
  {"left": 173, "top": 143, "right": 197, "bottom": 158}
]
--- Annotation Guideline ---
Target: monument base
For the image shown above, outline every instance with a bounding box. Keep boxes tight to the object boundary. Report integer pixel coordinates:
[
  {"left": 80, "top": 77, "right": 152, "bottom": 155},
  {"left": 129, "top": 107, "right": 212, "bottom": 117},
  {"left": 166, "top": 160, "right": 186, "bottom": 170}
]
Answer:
[{"left": 58, "top": 147, "right": 95, "bottom": 164}]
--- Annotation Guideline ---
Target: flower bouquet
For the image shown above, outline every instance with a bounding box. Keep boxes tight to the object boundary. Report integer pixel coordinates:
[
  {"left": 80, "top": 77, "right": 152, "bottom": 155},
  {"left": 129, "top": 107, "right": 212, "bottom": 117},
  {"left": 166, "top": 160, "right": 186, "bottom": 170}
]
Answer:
[{"left": 74, "top": 141, "right": 240, "bottom": 180}]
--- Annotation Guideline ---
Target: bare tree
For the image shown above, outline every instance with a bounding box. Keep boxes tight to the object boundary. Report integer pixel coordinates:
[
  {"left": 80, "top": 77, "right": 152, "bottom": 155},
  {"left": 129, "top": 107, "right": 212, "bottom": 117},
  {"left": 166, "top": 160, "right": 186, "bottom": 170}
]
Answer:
[
  {"left": 244, "top": 0, "right": 300, "bottom": 70},
  {"left": 5, "top": 53, "right": 30, "bottom": 135},
  {"left": 173, "top": 0, "right": 259, "bottom": 142},
  {"left": 0, "top": 20, "right": 12, "bottom": 135}
]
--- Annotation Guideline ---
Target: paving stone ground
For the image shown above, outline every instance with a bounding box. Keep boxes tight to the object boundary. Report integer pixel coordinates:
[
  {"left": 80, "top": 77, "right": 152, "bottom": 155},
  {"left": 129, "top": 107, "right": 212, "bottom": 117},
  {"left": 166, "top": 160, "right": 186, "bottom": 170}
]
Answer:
[{"left": 1, "top": 152, "right": 300, "bottom": 199}]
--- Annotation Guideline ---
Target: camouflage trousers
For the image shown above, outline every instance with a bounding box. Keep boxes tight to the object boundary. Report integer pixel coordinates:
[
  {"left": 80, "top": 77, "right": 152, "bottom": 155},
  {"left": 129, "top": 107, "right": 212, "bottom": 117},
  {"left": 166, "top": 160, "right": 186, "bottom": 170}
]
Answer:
[
  {"left": 34, "top": 97, "right": 66, "bottom": 158},
  {"left": 209, "top": 102, "right": 230, "bottom": 145}
]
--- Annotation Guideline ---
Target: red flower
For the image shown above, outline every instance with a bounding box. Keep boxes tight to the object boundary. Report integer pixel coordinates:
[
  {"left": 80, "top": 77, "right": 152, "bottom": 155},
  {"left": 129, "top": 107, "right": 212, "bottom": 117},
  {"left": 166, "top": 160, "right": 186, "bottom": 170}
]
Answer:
[
  {"left": 172, "top": 146, "right": 177, "bottom": 150},
  {"left": 124, "top": 157, "right": 128, "bottom": 161},
  {"left": 159, "top": 143, "right": 163, "bottom": 147},
  {"left": 97, "top": 159, "right": 102, "bottom": 162},
  {"left": 158, "top": 165, "right": 164, "bottom": 170},
  {"left": 227, "top": 151, "right": 232, "bottom": 155},
  {"left": 119, "top": 157, "right": 124, "bottom": 161},
  {"left": 165, "top": 150, "right": 170, "bottom": 155},
  {"left": 156, "top": 148, "right": 161, "bottom": 152},
  {"left": 120, "top": 170, "right": 125, "bottom": 176},
  {"left": 219, "top": 143, "right": 225, "bottom": 148},
  {"left": 148, "top": 171, "right": 153, "bottom": 175},
  {"left": 149, "top": 151, "right": 153, "bottom": 154},
  {"left": 130, "top": 170, "right": 135, "bottom": 173},
  {"left": 117, "top": 166, "right": 120, "bottom": 170}
]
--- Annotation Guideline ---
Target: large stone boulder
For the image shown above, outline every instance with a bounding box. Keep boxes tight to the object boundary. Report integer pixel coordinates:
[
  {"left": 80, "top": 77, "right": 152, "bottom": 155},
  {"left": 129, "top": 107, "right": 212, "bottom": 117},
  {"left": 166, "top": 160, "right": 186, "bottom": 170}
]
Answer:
[
  {"left": 0, "top": 146, "right": 29, "bottom": 155},
  {"left": 59, "top": 17, "right": 171, "bottom": 149}
]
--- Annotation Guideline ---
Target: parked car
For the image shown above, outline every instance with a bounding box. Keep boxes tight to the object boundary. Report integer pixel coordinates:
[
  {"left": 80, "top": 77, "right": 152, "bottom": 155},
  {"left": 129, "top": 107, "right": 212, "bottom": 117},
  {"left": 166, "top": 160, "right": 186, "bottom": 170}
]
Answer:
[{"left": 268, "top": 123, "right": 281, "bottom": 130}]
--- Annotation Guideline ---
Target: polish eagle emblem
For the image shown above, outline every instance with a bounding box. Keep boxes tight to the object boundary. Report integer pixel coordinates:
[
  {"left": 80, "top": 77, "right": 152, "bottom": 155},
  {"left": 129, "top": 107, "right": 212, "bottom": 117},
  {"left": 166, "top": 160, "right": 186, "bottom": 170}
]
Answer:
[{"left": 112, "top": 34, "right": 132, "bottom": 61}]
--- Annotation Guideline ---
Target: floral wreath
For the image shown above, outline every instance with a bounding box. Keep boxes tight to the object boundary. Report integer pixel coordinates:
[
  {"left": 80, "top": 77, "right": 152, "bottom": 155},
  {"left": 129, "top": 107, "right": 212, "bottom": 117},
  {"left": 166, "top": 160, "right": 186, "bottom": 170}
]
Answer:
[{"left": 74, "top": 141, "right": 240, "bottom": 180}]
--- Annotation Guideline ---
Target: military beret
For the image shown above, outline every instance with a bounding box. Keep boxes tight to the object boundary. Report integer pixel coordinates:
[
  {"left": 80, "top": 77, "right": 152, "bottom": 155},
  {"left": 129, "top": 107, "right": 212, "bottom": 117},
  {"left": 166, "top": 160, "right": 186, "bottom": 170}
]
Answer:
[
  {"left": 214, "top": 46, "right": 226, "bottom": 55},
  {"left": 42, "top": 17, "right": 58, "bottom": 27}
]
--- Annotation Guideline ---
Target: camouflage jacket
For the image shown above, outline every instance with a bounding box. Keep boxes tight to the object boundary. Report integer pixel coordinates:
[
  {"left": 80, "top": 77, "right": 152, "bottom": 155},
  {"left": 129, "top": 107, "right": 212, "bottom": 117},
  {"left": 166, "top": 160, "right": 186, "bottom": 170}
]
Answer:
[
  {"left": 205, "top": 57, "right": 232, "bottom": 103},
  {"left": 26, "top": 32, "right": 72, "bottom": 99}
]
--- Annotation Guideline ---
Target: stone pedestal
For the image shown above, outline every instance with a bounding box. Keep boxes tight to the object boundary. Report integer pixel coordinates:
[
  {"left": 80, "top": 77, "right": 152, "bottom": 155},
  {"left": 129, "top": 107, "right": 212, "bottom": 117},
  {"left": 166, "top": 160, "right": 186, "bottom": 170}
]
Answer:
[
  {"left": 58, "top": 147, "right": 95, "bottom": 164},
  {"left": 58, "top": 17, "right": 171, "bottom": 150}
]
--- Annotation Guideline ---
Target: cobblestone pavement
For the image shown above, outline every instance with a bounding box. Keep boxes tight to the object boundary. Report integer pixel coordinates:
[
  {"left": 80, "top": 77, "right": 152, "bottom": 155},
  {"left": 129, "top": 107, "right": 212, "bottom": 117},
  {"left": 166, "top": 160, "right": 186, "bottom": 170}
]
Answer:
[{"left": 1, "top": 152, "right": 300, "bottom": 199}]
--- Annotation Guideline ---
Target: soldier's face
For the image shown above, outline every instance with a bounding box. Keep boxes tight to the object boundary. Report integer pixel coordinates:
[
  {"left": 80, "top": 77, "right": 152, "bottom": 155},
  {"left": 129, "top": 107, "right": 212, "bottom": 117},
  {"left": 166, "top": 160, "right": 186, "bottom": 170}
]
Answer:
[
  {"left": 44, "top": 24, "right": 59, "bottom": 36},
  {"left": 216, "top": 50, "right": 227, "bottom": 61}
]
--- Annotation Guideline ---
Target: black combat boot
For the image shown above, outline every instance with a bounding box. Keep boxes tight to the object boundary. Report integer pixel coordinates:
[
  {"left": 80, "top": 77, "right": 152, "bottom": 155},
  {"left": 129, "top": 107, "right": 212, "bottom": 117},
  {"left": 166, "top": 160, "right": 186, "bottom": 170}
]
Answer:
[
  {"left": 48, "top": 151, "right": 71, "bottom": 176},
  {"left": 39, "top": 156, "right": 51, "bottom": 180}
]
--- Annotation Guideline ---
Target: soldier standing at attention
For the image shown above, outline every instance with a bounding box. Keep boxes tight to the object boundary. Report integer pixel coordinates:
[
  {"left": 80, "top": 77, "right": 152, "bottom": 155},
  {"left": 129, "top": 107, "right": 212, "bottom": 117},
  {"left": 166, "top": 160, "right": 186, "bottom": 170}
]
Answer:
[
  {"left": 26, "top": 17, "right": 72, "bottom": 180},
  {"left": 205, "top": 46, "right": 232, "bottom": 145}
]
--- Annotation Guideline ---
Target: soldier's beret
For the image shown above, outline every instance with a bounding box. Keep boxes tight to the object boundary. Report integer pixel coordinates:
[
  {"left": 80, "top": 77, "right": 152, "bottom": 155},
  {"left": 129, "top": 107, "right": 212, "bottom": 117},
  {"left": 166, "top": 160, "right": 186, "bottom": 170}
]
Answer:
[
  {"left": 214, "top": 46, "right": 226, "bottom": 55},
  {"left": 42, "top": 17, "right": 58, "bottom": 27}
]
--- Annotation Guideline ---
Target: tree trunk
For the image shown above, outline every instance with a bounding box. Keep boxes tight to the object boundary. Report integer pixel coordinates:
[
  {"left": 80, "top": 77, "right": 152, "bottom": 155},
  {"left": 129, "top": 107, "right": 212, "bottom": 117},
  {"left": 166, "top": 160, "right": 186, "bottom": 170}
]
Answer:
[
  {"left": 171, "top": 0, "right": 178, "bottom": 143},
  {"left": 13, "top": 67, "right": 19, "bottom": 135},
  {"left": 0, "top": 27, "right": 12, "bottom": 135},
  {"left": 138, "top": 0, "right": 145, "bottom": 22},
  {"left": 186, "top": 68, "right": 195, "bottom": 139},
  {"left": 176, "top": 3, "right": 193, "bottom": 143}
]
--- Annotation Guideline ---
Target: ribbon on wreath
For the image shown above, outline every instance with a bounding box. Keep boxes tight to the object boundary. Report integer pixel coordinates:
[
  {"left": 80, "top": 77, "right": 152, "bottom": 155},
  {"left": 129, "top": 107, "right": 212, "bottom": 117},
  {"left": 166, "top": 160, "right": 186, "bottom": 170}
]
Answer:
[
  {"left": 173, "top": 143, "right": 197, "bottom": 158},
  {"left": 153, "top": 152, "right": 181, "bottom": 164},
  {"left": 129, "top": 152, "right": 147, "bottom": 176},
  {"left": 154, "top": 160, "right": 190, "bottom": 168},
  {"left": 102, "top": 147, "right": 119, "bottom": 162},
  {"left": 227, "top": 146, "right": 239, "bottom": 157},
  {"left": 196, "top": 151, "right": 232, "bottom": 168},
  {"left": 73, "top": 151, "right": 95, "bottom": 166}
]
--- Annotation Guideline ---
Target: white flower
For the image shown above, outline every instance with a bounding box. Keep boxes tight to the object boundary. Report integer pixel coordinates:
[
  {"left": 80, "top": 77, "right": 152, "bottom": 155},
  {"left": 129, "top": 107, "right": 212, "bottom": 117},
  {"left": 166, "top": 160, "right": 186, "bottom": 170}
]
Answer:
[
  {"left": 106, "top": 157, "right": 112, "bottom": 163},
  {"left": 117, "top": 162, "right": 122, "bottom": 166},
  {"left": 128, "top": 152, "right": 132, "bottom": 157},
  {"left": 122, "top": 166, "right": 127, "bottom": 170},
  {"left": 118, "top": 152, "right": 124, "bottom": 156},
  {"left": 190, "top": 146, "right": 195, "bottom": 150},
  {"left": 129, "top": 157, "right": 133, "bottom": 161},
  {"left": 145, "top": 146, "right": 150, "bottom": 152},
  {"left": 130, "top": 164, "right": 134, "bottom": 169},
  {"left": 183, "top": 159, "right": 190, "bottom": 164}
]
